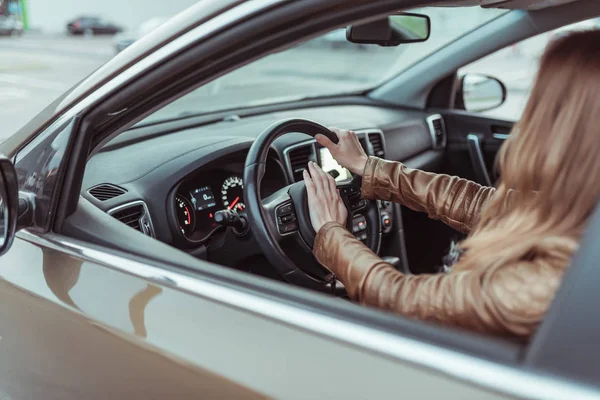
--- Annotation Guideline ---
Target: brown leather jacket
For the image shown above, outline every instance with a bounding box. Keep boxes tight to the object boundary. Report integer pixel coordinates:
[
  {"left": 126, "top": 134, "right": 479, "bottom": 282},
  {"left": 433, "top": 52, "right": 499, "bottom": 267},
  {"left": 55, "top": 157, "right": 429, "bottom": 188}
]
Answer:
[{"left": 313, "top": 157, "right": 566, "bottom": 341}]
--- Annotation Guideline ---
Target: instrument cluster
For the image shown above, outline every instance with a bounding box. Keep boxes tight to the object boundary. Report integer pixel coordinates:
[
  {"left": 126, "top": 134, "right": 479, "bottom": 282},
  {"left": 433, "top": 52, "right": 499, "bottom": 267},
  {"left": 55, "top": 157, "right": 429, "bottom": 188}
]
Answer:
[{"left": 174, "top": 172, "right": 246, "bottom": 241}]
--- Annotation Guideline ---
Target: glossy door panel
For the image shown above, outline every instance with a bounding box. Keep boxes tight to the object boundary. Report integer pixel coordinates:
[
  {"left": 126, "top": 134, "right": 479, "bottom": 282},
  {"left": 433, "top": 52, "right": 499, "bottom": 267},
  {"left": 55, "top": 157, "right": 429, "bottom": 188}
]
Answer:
[
  {"left": 0, "top": 283, "right": 263, "bottom": 400},
  {"left": 0, "top": 234, "right": 519, "bottom": 400},
  {"left": 0, "top": 236, "right": 264, "bottom": 399}
]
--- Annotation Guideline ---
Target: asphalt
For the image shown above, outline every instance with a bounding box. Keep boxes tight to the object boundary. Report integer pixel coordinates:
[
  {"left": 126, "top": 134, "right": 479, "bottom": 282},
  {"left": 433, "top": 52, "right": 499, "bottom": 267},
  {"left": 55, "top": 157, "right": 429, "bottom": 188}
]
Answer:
[
  {"left": 0, "top": 35, "right": 114, "bottom": 139},
  {"left": 0, "top": 33, "right": 537, "bottom": 141}
]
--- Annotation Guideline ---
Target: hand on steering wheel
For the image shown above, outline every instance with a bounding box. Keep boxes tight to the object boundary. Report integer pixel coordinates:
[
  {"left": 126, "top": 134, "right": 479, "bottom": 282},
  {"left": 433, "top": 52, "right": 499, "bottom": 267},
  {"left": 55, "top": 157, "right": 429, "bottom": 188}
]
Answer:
[
  {"left": 244, "top": 118, "right": 381, "bottom": 291},
  {"left": 315, "top": 127, "right": 369, "bottom": 176},
  {"left": 304, "top": 162, "right": 348, "bottom": 232}
]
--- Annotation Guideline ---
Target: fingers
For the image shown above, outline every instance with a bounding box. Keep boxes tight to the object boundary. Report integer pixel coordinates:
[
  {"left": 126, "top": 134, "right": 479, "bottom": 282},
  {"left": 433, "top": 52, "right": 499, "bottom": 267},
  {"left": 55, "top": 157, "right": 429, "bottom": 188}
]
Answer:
[
  {"left": 315, "top": 133, "right": 335, "bottom": 149},
  {"left": 329, "top": 127, "right": 349, "bottom": 145},
  {"left": 308, "top": 162, "right": 326, "bottom": 197},
  {"left": 337, "top": 191, "right": 348, "bottom": 223},
  {"left": 329, "top": 126, "right": 353, "bottom": 140},
  {"left": 350, "top": 130, "right": 362, "bottom": 146},
  {"left": 305, "top": 161, "right": 348, "bottom": 231},
  {"left": 326, "top": 170, "right": 337, "bottom": 199},
  {"left": 303, "top": 169, "right": 316, "bottom": 199},
  {"left": 309, "top": 161, "right": 338, "bottom": 199}
]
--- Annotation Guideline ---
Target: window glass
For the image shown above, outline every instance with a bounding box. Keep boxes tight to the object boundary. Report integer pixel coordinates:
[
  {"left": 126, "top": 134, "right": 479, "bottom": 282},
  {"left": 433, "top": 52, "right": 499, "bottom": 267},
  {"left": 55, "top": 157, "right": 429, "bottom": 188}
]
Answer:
[
  {"left": 139, "top": 8, "right": 507, "bottom": 125},
  {"left": 458, "top": 18, "right": 600, "bottom": 121}
]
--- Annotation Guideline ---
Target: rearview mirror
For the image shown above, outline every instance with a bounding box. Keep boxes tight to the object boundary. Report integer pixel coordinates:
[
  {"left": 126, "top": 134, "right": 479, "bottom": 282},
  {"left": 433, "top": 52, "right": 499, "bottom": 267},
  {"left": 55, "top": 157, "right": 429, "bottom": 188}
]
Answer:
[
  {"left": 459, "top": 74, "right": 507, "bottom": 113},
  {"left": 347, "top": 13, "right": 430, "bottom": 46},
  {"left": 0, "top": 157, "right": 18, "bottom": 256}
]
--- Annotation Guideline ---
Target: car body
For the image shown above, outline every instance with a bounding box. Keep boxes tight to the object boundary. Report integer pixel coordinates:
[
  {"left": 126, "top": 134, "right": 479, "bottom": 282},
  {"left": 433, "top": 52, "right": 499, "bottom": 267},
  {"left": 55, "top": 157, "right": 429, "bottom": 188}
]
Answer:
[
  {"left": 1, "top": 0, "right": 600, "bottom": 399},
  {"left": 113, "top": 17, "right": 170, "bottom": 53},
  {"left": 0, "top": 15, "right": 23, "bottom": 36},
  {"left": 66, "top": 16, "right": 122, "bottom": 35}
]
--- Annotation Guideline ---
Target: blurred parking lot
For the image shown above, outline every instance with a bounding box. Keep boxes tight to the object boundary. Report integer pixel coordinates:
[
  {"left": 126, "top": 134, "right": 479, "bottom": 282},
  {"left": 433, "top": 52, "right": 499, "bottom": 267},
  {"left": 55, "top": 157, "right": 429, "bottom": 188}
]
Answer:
[
  {"left": 7, "top": 14, "right": 597, "bottom": 141},
  {"left": 0, "top": 0, "right": 597, "bottom": 142},
  {"left": 0, "top": 34, "right": 113, "bottom": 138},
  {"left": 0, "top": 32, "right": 541, "bottom": 141}
]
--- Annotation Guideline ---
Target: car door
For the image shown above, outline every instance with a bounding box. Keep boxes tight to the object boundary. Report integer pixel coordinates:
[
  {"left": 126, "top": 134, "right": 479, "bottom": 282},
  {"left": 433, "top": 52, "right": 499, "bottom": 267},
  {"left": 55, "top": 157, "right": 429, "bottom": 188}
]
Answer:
[{"left": 0, "top": 111, "right": 519, "bottom": 400}]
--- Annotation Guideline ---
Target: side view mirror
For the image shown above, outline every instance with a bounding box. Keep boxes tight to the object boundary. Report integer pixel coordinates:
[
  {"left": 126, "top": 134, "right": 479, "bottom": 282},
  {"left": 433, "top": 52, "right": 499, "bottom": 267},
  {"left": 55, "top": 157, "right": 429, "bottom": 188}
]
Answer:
[
  {"left": 0, "top": 157, "right": 18, "bottom": 256},
  {"left": 346, "top": 13, "right": 431, "bottom": 46},
  {"left": 458, "top": 74, "right": 507, "bottom": 112}
]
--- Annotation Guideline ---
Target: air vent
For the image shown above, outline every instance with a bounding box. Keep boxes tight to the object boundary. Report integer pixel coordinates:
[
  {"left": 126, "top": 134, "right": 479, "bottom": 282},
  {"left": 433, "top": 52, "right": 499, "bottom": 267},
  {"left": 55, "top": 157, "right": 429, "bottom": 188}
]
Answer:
[
  {"left": 109, "top": 202, "right": 155, "bottom": 237},
  {"left": 427, "top": 114, "right": 447, "bottom": 149},
  {"left": 287, "top": 143, "right": 314, "bottom": 182},
  {"left": 368, "top": 132, "right": 385, "bottom": 157},
  {"left": 89, "top": 184, "right": 127, "bottom": 201}
]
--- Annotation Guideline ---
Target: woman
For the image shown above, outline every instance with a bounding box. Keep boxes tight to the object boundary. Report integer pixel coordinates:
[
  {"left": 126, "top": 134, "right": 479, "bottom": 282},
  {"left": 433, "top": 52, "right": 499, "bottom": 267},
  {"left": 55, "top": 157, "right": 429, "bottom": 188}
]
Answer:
[{"left": 303, "top": 30, "right": 600, "bottom": 342}]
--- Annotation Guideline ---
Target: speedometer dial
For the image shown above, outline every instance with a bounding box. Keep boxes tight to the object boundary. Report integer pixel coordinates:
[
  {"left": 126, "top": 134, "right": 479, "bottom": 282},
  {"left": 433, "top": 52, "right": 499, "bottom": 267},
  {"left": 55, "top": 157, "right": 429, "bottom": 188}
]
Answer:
[
  {"left": 221, "top": 176, "right": 245, "bottom": 211},
  {"left": 175, "top": 194, "right": 195, "bottom": 236}
]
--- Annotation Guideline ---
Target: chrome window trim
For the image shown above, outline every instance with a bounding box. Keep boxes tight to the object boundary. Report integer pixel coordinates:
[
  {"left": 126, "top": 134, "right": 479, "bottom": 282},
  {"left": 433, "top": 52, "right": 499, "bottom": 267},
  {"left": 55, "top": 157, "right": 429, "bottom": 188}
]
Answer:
[
  {"left": 107, "top": 200, "right": 156, "bottom": 238},
  {"left": 16, "top": 230, "right": 600, "bottom": 400}
]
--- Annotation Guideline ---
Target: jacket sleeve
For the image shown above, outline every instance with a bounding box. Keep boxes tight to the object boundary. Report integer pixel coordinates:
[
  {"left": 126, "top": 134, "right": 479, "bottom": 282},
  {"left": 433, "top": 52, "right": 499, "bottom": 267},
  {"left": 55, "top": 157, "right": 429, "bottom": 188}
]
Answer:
[
  {"left": 314, "top": 222, "right": 564, "bottom": 341},
  {"left": 361, "top": 157, "right": 496, "bottom": 234}
]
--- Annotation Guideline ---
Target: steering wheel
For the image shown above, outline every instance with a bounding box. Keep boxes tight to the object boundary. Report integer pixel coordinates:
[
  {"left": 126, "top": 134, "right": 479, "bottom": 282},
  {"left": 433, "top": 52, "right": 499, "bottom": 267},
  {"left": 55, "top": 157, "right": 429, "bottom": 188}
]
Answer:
[{"left": 243, "top": 118, "right": 381, "bottom": 293}]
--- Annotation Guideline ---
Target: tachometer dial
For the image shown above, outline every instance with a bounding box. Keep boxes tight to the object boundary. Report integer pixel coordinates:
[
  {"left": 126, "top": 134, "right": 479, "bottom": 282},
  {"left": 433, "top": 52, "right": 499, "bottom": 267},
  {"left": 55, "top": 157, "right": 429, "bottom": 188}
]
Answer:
[
  {"left": 175, "top": 194, "right": 195, "bottom": 236},
  {"left": 221, "top": 176, "right": 245, "bottom": 211}
]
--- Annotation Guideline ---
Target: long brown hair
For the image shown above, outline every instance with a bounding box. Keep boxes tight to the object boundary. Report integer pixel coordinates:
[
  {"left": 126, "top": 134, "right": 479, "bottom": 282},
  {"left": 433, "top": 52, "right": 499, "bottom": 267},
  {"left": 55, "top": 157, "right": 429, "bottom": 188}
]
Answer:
[{"left": 458, "top": 29, "right": 600, "bottom": 271}]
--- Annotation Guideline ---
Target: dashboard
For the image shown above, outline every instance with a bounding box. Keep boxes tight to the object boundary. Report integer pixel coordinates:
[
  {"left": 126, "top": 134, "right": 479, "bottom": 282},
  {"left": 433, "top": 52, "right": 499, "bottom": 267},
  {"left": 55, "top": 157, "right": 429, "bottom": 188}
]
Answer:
[{"left": 80, "top": 103, "right": 442, "bottom": 271}]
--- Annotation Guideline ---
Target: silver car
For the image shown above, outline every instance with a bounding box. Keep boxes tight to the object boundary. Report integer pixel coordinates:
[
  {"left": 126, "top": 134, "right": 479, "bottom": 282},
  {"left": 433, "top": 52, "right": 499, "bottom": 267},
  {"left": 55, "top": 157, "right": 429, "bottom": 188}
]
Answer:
[{"left": 1, "top": 0, "right": 599, "bottom": 399}]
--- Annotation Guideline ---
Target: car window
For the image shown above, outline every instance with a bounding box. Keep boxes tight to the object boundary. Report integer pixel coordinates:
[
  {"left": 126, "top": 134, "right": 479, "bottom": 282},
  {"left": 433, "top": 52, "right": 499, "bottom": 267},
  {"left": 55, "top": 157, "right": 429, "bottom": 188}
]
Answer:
[
  {"left": 14, "top": 119, "right": 74, "bottom": 231},
  {"left": 458, "top": 17, "right": 600, "bottom": 122},
  {"left": 139, "top": 7, "right": 506, "bottom": 126}
]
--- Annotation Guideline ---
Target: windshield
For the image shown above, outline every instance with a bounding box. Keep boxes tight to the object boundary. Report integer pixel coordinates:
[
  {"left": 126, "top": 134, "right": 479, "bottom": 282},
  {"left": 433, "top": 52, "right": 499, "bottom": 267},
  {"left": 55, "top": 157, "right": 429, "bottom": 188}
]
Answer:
[{"left": 141, "top": 7, "right": 507, "bottom": 125}]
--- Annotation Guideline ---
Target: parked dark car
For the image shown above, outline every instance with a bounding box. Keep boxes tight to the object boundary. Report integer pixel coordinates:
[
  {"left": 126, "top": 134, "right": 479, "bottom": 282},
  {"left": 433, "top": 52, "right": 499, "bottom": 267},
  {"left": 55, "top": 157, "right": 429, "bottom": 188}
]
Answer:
[
  {"left": 0, "top": 15, "right": 23, "bottom": 36},
  {"left": 66, "top": 16, "right": 122, "bottom": 35}
]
